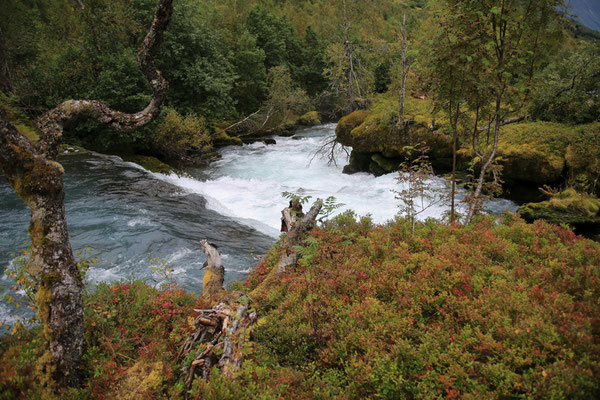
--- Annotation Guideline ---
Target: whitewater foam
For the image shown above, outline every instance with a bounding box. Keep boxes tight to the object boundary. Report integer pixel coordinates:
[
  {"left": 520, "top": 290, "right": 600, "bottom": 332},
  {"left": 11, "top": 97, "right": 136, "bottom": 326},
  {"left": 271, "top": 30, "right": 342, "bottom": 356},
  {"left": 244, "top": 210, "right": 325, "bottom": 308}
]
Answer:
[{"left": 150, "top": 125, "right": 515, "bottom": 237}]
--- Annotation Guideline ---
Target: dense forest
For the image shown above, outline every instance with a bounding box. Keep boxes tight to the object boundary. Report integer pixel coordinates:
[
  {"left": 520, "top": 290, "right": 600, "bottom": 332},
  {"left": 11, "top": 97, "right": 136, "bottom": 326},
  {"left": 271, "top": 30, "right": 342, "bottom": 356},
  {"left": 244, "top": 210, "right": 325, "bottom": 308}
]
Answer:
[{"left": 1, "top": 0, "right": 600, "bottom": 398}]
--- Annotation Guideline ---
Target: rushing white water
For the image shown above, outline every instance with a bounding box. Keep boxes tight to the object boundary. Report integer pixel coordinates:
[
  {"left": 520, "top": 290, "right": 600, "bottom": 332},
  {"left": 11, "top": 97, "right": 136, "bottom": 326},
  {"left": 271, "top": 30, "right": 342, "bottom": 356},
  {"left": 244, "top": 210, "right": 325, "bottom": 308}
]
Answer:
[
  {"left": 157, "top": 124, "right": 518, "bottom": 237},
  {"left": 0, "top": 123, "right": 518, "bottom": 330}
]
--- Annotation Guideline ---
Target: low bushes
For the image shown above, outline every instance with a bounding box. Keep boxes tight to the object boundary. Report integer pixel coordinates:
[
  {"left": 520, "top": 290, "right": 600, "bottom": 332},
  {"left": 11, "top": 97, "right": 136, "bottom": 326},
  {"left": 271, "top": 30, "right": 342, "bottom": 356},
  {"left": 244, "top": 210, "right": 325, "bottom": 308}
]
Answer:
[{"left": 2, "top": 214, "right": 599, "bottom": 399}]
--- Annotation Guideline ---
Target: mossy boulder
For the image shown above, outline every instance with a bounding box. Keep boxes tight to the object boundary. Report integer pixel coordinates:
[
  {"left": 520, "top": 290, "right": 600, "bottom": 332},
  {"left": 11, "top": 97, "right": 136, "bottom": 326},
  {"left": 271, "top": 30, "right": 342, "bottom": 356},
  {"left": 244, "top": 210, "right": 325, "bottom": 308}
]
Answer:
[
  {"left": 298, "top": 111, "right": 321, "bottom": 126},
  {"left": 336, "top": 109, "right": 369, "bottom": 146},
  {"left": 212, "top": 131, "right": 243, "bottom": 147},
  {"left": 368, "top": 161, "right": 386, "bottom": 176},
  {"left": 371, "top": 153, "right": 401, "bottom": 173},
  {"left": 121, "top": 154, "right": 183, "bottom": 175},
  {"left": 564, "top": 123, "right": 600, "bottom": 194},
  {"left": 495, "top": 122, "right": 572, "bottom": 184},
  {"left": 519, "top": 188, "right": 600, "bottom": 227},
  {"left": 342, "top": 150, "right": 372, "bottom": 174}
]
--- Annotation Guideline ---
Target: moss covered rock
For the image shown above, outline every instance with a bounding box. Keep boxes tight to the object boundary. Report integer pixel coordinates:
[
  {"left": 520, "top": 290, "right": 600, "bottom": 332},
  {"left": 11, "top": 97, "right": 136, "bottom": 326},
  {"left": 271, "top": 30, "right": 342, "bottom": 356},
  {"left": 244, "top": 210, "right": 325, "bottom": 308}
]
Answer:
[
  {"left": 212, "top": 131, "right": 243, "bottom": 147},
  {"left": 371, "top": 153, "right": 401, "bottom": 173},
  {"left": 336, "top": 109, "right": 369, "bottom": 146},
  {"left": 298, "top": 111, "right": 321, "bottom": 126},
  {"left": 342, "top": 150, "right": 372, "bottom": 174},
  {"left": 519, "top": 188, "right": 600, "bottom": 227},
  {"left": 121, "top": 154, "right": 183, "bottom": 175}
]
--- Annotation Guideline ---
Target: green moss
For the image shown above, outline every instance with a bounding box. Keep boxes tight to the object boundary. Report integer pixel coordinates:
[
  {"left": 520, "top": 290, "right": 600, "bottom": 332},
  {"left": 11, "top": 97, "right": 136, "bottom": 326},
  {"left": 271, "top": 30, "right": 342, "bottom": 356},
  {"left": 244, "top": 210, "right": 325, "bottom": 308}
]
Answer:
[
  {"left": 0, "top": 91, "right": 39, "bottom": 143},
  {"left": 212, "top": 131, "right": 243, "bottom": 147},
  {"left": 121, "top": 155, "right": 184, "bottom": 176},
  {"left": 335, "top": 109, "right": 369, "bottom": 146},
  {"left": 298, "top": 111, "right": 321, "bottom": 126},
  {"left": 495, "top": 122, "right": 574, "bottom": 184},
  {"left": 519, "top": 189, "right": 600, "bottom": 226},
  {"left": 371, "top": 153, "right": 401, "bottom": 173}
]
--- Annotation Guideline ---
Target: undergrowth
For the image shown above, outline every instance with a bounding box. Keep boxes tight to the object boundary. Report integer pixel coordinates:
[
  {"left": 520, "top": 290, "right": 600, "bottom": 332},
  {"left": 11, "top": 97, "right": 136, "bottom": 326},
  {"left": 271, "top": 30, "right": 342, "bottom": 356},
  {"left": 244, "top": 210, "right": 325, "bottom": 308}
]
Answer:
[{"left": 1, "top": 214, "right": 599, "bottom": 399}]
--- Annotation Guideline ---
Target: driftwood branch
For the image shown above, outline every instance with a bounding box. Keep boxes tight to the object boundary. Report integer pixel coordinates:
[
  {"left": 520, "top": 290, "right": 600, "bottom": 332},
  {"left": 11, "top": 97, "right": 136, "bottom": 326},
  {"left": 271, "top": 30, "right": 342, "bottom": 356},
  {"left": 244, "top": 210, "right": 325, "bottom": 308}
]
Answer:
[
  {"left": 179, "top": 200, "right": 324, "bottom": 390},
  {"left": 35, "top": 0, "right": 173, "bottom": 160},
  {"left": 200, "top": 240, "right": 225, "bottom": 298},
  {"left": 276, "top": 199, "right": 323, "bottom": 273},
  {"left": 179, "top": 241, "right": 258, "bottom": 393},
  {"left": 477, "top": 115, "right": 525, "bottom": 133},
  {"left": 214, "top": 109, "right": 261, "bottom": 137}
]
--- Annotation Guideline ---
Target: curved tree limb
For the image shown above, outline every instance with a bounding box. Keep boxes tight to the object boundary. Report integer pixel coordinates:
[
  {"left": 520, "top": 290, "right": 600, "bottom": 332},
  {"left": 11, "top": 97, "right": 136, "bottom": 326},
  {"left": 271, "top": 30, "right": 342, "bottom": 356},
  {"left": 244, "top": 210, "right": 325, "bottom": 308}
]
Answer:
[
  {"left": 36, "top": 0, "right": 173, "bottom": 160},
  {"left": 0, "top": 0, "right": 173, "bottom": 388}
]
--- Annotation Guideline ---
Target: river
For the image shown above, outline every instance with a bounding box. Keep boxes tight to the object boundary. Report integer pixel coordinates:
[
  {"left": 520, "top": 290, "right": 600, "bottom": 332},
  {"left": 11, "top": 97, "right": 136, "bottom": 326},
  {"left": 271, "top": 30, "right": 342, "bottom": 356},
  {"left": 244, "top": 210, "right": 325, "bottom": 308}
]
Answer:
[{"left": 0, "top": 123, "right": 517, "bottom": 324}]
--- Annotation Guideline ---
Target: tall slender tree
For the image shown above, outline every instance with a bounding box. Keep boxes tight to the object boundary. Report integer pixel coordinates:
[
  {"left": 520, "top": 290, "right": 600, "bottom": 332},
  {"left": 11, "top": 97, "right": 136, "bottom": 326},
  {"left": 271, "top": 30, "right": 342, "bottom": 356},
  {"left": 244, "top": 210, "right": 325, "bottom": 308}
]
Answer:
[
  {"left": 426, "top": 0, "right": 566, "bottom": 223},
  {"left": 0, "top": 0, "right": 173, "bottom": 389}
]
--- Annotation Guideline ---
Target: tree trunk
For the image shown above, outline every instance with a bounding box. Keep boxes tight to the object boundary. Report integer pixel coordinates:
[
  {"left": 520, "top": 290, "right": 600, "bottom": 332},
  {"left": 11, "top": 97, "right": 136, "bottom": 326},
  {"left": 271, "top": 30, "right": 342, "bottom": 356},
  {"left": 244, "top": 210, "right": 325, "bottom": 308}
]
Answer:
[
  {"left": 200, "top": 240, "right": 225, "bottom": 298},
  {"left": 343, "top": 0, "right": 355, "bottom": 110},
  {"left": 399, "top": 14, "right": 408, "bottom": 122},
  {"left": 466, "top": 93, "right": 503, "bottom": 224},
  {"left": 276, "top": 199, "right": 323, "bottom": 273},
  {"left": 0, "top": 113, "right": 84, "bottom": 388},
  {"left": 0, "top": 0, "right": 173, "bottom": 388}
]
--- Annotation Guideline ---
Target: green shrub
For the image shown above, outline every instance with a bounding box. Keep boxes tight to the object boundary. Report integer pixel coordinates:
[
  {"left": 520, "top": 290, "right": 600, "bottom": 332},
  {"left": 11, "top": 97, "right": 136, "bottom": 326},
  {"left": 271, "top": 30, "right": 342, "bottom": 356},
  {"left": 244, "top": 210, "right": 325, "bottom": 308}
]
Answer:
[{"left": 153, "top": 108, "right": 212, "bottom": 160}]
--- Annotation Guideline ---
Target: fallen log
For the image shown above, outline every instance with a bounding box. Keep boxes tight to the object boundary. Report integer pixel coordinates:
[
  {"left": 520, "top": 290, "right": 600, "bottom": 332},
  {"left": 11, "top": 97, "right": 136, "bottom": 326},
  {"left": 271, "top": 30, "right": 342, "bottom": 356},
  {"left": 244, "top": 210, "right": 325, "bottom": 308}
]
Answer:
[
  {"left": 276, "top": 199, "right": 323, "bottom": 273},
  {"left": 179, "top": 199, "right": 323, "bottom": 390}
]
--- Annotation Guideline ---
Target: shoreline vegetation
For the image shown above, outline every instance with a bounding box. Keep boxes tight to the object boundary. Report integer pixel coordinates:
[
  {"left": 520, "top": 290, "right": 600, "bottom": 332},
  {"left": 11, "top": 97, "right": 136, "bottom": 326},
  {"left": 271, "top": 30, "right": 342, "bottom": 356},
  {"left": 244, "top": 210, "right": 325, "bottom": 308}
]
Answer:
[
  {"left": 2, "top": 208, "right": 599, "bottom": 398},
  {"left": 1, "top": 0, "right": 600, "bottom": 397}
]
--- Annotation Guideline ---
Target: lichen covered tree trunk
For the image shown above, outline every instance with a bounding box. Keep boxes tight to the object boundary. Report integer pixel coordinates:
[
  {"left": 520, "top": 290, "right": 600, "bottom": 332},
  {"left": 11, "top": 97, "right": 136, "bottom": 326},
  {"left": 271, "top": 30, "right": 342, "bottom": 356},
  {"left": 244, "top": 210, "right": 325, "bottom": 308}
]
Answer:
[
  {"left": 0, "top": 114, "right": 84, "bottom": 387},
  {"left": 0, "top": 0, "right": 173, "bottom": 388}
]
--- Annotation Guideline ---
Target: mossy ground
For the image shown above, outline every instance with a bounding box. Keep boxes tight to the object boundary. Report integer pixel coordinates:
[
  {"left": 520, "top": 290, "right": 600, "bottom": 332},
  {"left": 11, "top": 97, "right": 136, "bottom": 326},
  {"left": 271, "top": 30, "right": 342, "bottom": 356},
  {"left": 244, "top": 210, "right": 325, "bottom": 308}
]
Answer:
[{"left": 519, "top": 188, "right": 600, "bottom": 226}]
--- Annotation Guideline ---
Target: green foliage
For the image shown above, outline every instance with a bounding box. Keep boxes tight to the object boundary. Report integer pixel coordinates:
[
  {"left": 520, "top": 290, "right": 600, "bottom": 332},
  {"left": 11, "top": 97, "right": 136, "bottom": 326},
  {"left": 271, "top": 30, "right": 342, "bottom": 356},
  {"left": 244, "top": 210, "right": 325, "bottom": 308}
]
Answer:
[
  {"left": 157, "top": 0, "right": 237, "bottom": 118},
  {"left": 281, "top": 190, "right": 345, "bottom": 222},
  {"left": 263, "top": 65, "right": 311, "bottom": 129},
  {"left": 282, "top": 188, "right": 313, "bottom": 206},
  {"left": 242, "top": 215, "right": 600, "bottom": 399},
  {"left": 374, "top": 62, "right": 392, "bottom": 94},
  {"left": 530, "top": 43, "right": 600, "bottom": 124},
  {"left": 231, "top": 31, "right": 268, "bottom": 115},
  {"left": 152, "top": 108, "right": 212, "bottom": 161}
]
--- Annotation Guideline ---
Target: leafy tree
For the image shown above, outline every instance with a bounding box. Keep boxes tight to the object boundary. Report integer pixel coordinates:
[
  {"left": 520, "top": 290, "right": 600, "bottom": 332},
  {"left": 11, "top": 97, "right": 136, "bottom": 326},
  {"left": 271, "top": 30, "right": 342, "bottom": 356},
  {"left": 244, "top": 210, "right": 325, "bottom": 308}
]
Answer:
[
  {"left": 153, "top": 108, "right": 212, "bottom": 162},
  {"left": 157, "top": 0, "right": 237, "bottom": 118},
  {"left": 231, "top": 31, "right": 268, "bottom": 115},
  {"left": 427, "top": 0, "right": 566, "bottom": 223},
  {"left": 374, "top": 62, "right": 392, "bottom": 93},
  {"left": 246, "top": 6, "right": 291, "bottom": 70},
  {"left": 529, "top": 43, "right": 600, "bottom": 124},
  {"left": 263, "top": 65, "right": 311, "bottom": 130},
  {"left": 422, "top": 2, "right": 490, "bottom": 222},
  {"left": 296, "top": 26, "right": 329, "bottom": 97}
]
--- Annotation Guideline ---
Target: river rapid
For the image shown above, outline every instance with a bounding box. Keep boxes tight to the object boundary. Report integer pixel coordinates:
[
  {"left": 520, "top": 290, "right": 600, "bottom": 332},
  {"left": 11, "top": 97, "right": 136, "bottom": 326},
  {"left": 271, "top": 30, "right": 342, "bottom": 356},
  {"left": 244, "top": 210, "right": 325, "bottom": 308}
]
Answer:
[{"left": 0, "top": 123, "right": 517, "bottom": 324}]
